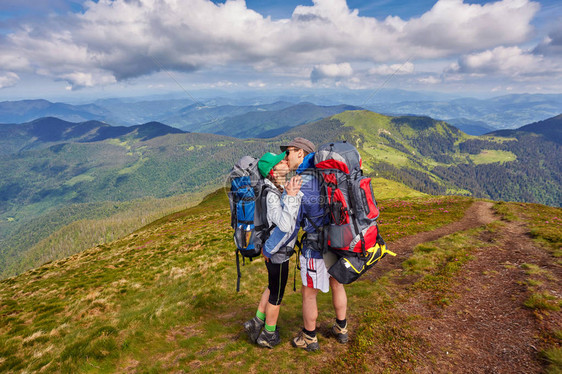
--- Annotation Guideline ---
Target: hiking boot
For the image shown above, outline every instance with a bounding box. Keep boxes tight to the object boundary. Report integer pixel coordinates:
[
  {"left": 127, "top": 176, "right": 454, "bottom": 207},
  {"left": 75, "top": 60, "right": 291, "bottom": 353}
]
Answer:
[
  {"left": 332, "top": 322, "right": 348, "bottom": 344},
  {"left": 243, "top": 316, "right": 264, "bottom": 343},
  {"left": 256, "top": 328, "right": 281, "bottom": 349},
  {"left": 291, "top": 330, "right": 319, "bottom": 351}
]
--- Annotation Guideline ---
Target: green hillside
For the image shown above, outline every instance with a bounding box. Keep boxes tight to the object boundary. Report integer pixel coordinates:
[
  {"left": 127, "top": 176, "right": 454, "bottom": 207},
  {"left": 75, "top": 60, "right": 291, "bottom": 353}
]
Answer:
[
  {"left": 0, "top": 190, "right": 468, "bottom": 372},
  {"left": 1, "top": 189, "right": 560, "bottom": 373},
  {"left": 0, "top": 111, "right": 421, "bottom": 279},
  {"left": 300, "top": 110, "right": 561, "bottom": 205},
  {"left": 0, "top": 132, "right": 271, "bottom": 278},
  {"left": 0, "top": 190, "right": 211, "bottom": 278},
  {"left": 2, "top": 109, "right": 560, "bottom": 280}
]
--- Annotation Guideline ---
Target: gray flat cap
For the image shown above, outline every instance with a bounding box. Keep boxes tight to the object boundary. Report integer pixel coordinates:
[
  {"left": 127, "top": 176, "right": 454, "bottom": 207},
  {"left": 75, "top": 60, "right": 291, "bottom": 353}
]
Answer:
[{"left": 280, "top": 137, "right": 316, "bottom": 154}]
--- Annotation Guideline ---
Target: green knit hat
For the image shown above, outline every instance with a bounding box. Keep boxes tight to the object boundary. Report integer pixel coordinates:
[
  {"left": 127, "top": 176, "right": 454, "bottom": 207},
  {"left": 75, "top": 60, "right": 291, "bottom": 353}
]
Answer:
[{"left": 258, "top": 151, "right": 287, "bottom": 177}]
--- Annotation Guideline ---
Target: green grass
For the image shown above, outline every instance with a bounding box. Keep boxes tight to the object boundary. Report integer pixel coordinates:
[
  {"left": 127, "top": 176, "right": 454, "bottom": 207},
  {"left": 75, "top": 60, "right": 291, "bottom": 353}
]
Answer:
[
  {"left": 362, "top": 144, "right": 412, "bottom": 168},
  {"left": 118, "top": 155, "right": 148, "bottom": 175},
  {"left": 63, "top": 174, "right": 95, "bottom": 187},
  {"left": 524, "top": 292, "right": 561, "bottom": 311},
  {"left": 494, "top": 202, "right": 562, "bottom": 257},
  {"left": 403, "top": 228, "right": 489, "bottom": 307},
  {"left": 521, "top": 263, "right": 548, "bottom": 276},
  {"left": 469, "top": 150, "right": 517, "bottom": 165},
  {"left": 0, "top": 189, "right": 479, "bottom": 373},
  {"left": 493, "top": 201, "right": 520, "bottom": 222},
  {"left": 378, "top": 196, "right": 473, "bottom": 243},
  {"left": 372, "top": 177, "right": 427, "bottom": 200},
  {"left": 543, "top": 347, "right": 562, "bottom": 374}
]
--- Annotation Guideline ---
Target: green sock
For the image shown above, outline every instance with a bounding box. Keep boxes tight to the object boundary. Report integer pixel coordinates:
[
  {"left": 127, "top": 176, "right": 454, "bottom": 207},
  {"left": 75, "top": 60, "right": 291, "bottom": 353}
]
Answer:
[
  {"left": 265, "top": 323, "right": 276, "bottom": 332},
  {"left": 256, "top": 310, "right": 265, "bottom": 322}
]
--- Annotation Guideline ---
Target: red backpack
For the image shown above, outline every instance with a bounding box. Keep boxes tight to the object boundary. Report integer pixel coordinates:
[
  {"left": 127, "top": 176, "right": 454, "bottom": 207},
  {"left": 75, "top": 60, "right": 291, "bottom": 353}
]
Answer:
[{"left": 315, "top": 141, "right": 394, "bottom": 283}]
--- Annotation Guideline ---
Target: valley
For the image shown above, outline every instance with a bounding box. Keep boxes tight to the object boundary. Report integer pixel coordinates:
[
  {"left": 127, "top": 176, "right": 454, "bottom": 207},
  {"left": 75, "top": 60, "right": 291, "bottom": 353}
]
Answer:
[{"left": 0, "top": 109, "right": 560, "bottom": 279}]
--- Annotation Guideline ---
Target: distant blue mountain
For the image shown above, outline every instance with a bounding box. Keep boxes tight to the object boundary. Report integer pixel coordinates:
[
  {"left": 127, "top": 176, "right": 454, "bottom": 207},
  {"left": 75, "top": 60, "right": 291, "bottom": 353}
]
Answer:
[
  {"left": 445, "top": 118, "right": 496, "bottom": 135},
  {"left": 209, "top": 102, "right": 362, "bottom": 138},
  {"left": 368, "top": 93, "right": 562, "bottom": 130},
  {"left": 0, "top": 117, "right": 185, "bottom": 154},
  {"left": 163, "top": 101, "right": 295, "bottom": 131},
  {"left": 0, "top": 99, "right": 109, "bottom": 123},
  {"left": 487, "top": 114, "right": 562, "bottom": 144},
  {"left": 1, "top": 92, "right": 561, "bottom": 133}
]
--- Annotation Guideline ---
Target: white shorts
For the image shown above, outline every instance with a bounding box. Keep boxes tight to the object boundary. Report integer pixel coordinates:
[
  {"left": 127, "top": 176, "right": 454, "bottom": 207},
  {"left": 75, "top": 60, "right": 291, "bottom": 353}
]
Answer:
[{"left": 300, "top": 254, "right": 330, "bottom": 293}]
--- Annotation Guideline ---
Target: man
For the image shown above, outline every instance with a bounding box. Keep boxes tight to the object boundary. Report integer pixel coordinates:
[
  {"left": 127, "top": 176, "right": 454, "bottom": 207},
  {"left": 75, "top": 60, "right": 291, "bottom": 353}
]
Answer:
[{"left": 281, "top": 137, "right": 349, "bottom": 351}]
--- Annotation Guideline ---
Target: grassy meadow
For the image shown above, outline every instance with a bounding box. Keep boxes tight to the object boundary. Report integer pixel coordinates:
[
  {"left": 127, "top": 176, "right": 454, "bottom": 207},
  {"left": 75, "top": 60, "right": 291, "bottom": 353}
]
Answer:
[
  {"left": 0, "top": 188, "right": 471, "bottom": 372},
  {"left": 0, "top": 187, "right": 560, "bottom": 372}
]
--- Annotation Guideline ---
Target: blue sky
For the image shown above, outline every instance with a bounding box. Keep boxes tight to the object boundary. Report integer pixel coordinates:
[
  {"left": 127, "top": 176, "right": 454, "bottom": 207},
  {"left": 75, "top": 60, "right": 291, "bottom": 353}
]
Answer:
[{"left": 0, "top": 0, "right": 561, "bottom": 102}]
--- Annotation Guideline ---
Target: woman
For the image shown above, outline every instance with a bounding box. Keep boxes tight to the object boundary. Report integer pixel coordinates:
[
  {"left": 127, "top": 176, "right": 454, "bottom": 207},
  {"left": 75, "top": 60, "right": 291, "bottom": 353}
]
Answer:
[{"left": 243, "top": 151, "right": 302, "bottom": 348}]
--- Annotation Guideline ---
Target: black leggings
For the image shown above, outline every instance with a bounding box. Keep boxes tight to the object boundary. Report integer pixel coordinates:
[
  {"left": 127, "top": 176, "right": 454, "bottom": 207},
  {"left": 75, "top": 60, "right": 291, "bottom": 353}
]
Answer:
[{"left": 266, "top": 260, "right": 289, "bottom": 306}]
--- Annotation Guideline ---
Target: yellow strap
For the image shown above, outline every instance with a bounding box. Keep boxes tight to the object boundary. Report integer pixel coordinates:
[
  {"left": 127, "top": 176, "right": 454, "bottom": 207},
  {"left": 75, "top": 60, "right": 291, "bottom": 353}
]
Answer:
[
  {"left": 345, "top": 243, "right": 396, "bottom": 271},
  {"left": 343, "top": 258, "right": 364, "bottom": 274},
  {"left": 382, "top": 245, "right": 396, "bottom": 257},
  {"left": 364, "top": 244, "right": 396, "bottom": 266},
  {"left": 368, "top": 244, "right": 396, "bottom": 255}
]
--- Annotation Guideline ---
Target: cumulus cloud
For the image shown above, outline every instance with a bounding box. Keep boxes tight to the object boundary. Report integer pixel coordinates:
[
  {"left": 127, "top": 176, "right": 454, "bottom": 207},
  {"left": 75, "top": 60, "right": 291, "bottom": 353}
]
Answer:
[
  {"left": 418, "top": 76, "right": 441, "bottom": 85},
  {"left": 0, "top": 72, "right": 20, "bottom": 89},
  {"left": 403, "top": 0, "right": 539, "bottom": 54},
  {"left": 311, "top": 63, "right": 353, "bottom": 82},
  {"left": 0, "top": 48, "right": 31, "bottom": 71},
  {"left": 369, "top": 62, "right": 414, "bottom": 76},
  {"left": 60, "top": 71, "right": 117, "bottom": 89},
  {"left": 0, "top": 0, "right": 542, "bottom": 89},
  {"left": 446, "top": 46, "right": 562, "bottom": 78}
]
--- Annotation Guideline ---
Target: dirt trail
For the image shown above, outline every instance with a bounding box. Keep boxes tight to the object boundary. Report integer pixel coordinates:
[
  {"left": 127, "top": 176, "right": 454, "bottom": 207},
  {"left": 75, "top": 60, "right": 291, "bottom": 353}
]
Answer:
[
  {"left": 365, "top": 201, "right": 561, "bottom": 373},
  {"left": 404, "top": 219, "right": 546, "bottom": 373},
  {"left": 367, "top": 201, "right": 497, "bottom": 280}
]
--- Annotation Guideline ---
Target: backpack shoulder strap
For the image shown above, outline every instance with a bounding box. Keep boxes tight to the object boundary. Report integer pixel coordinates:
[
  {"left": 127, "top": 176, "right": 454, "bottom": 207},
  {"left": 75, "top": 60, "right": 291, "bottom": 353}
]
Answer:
[{"left": 254, "top": 181, "right": 280, "bottom": 237}]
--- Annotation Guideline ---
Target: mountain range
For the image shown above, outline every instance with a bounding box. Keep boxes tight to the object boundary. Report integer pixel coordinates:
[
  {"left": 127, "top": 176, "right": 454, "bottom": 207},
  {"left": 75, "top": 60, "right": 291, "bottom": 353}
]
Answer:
[
  {"left": 0, "top": 117, "right": 185, "bottom": 155},
  {"left": 489, "top": 114, "right": 562, "bottom": 145},
  {"left": 2, "top": 92, "right": 561, "bottom": 135},
  {"left": 0, "top": 109, "right": 560, "bottom": 279},
  {"left": 368, "top": 93, "right": 562, "bottom": 131}
]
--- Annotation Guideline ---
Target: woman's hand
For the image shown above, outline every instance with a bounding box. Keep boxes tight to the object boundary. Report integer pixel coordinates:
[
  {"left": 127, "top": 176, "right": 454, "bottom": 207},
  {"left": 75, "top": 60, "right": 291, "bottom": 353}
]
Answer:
[
  {"left": 261, "top": 248, "right": 270, "bottom": 262},
  {"left": 285, "top": 175, "right": 302, "bottom": 196}
]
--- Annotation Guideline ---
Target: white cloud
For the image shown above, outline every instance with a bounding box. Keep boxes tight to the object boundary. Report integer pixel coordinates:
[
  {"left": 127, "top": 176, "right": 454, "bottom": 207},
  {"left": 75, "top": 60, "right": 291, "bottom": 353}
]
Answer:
[
  {"left": 310, "top": 63, "right": 353, "bottom": 82},
  {"left": 248, "top": 80, "right": 267, "bottom": 88},
  {"left": 446, "top": 46, "right": 562, "bottom": 78},
  {"left": 369, "top": 62, "right": 414, "bottom": 76},
  {"left": 60, "top": 71, "right": 117, "bottom": 89},
  {"left": 0, "top": 51, "right": 30, "bottom": 71},
  {"left": 0, "top": 72, "right": 20, "bottom": 89},
  {"left": 0, "top": 0, "right": 543, "bottom": 89},
  {"left": 212, "top": 81, "right": 236, "bottom": 88},
  {"left": 403, "top": 0, "right": 539, "bottom": 55},
  {"left": 418, "top": 76, "right": 441, "bottom": 84}
]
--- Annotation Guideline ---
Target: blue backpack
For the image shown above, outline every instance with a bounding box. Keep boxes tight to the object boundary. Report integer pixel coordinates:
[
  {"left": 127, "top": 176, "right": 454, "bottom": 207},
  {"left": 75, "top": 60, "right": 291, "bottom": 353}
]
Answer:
[{"left": 228, "top": 156, "right": 274, "bottom": 291}]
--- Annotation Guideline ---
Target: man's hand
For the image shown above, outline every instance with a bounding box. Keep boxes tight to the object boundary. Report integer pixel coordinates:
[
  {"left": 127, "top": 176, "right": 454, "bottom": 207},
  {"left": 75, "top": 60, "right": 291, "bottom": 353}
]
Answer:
[{"left": 285, "top": 175, "right": 302, "bottom": 196}]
